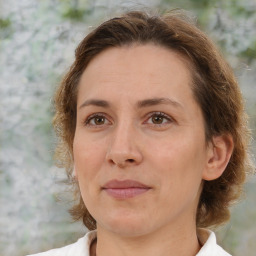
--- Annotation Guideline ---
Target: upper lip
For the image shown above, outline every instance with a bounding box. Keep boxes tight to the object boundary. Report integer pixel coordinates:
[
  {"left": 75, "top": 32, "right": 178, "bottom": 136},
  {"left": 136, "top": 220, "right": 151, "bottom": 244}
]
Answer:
[{"left": 103, "top": 179, "right": 150, "bottom": 189}]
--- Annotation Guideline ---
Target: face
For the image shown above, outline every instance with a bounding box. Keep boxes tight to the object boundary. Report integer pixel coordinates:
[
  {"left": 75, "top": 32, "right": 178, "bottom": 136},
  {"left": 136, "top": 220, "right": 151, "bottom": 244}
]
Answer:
[{"left": 73, "top": 44, "right": 212, "bottom": 237}]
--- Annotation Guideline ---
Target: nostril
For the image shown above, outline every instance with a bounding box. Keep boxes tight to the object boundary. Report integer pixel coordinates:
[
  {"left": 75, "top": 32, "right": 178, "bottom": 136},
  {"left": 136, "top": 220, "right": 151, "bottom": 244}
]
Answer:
[
  {"left": 108, "top": 158, "right": 136, "bottom": 167},
  {"left": 109, "top": 159, "right": 115, "bottom": 165}
]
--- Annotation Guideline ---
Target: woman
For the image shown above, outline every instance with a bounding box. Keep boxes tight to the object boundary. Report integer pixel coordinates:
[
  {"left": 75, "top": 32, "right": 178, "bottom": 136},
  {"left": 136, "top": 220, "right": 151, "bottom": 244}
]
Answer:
[{"left": 28, "top": 10, "right": 252, "bottom": 256}]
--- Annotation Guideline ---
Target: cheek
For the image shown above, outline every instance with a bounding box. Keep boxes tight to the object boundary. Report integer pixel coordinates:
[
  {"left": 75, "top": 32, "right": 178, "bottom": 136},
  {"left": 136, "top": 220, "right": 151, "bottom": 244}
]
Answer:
[
  {"left": 146, "top": 134, "right": 207, "bottom": 186},
  {"left": 73, "top": 132, "right": 107, "bottom": 178},
  {"left": 154, "top": 142, "right": 205, "bottom": 211},
  {"left": 147, "top": 137, "right": 199, "bottom": 165},
  {"left": 73, "top": 135, "right": 105, "bottom": 206}
]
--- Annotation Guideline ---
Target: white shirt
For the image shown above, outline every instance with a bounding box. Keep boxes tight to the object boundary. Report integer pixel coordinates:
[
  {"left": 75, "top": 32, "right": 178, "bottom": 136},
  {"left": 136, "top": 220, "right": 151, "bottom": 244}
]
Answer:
[{"left": 27, "top": 229, "right": 231, "bottom": 256}]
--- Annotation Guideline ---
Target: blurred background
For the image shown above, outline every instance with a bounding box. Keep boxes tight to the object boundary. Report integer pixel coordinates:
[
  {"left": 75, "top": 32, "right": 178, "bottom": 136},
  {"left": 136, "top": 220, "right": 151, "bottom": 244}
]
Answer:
[{"left": 0, "top": 0, "right": 255, "bottom": 255}]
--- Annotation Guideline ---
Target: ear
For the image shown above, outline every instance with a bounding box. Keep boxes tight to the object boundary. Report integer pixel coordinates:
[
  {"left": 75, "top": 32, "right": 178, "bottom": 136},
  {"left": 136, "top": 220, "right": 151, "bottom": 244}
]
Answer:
[{"left": 203, "top": 134, "right": 234, "bottom": 181}]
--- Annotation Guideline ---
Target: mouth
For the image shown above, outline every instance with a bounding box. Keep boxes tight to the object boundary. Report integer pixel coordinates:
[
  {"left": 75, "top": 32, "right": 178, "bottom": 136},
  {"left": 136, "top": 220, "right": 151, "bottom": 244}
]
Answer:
[{"left": 102, "top": 179, "right": 151, "bottom": 199}]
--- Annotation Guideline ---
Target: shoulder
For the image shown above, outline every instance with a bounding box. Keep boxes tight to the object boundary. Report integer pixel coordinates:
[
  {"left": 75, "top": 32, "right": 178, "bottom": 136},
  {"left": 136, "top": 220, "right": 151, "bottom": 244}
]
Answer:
[
  {"left": 26, "top": 231, "right": 97, "bottom": 256},
  {"left": 197, "top": 229, "right": 231, "bottom": 256}
]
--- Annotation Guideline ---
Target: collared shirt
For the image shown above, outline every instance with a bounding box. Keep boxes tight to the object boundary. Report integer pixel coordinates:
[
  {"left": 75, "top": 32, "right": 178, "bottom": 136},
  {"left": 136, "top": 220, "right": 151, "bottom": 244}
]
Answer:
[{"left": 27, "top": 229, "right": 231, "bottom": 256}]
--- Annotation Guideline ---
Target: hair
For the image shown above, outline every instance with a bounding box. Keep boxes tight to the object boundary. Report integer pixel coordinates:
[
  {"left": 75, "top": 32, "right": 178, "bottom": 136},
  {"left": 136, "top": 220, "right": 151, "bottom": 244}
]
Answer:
[{"left": 53, "top": 10, "right": 252, "bottom": 230}]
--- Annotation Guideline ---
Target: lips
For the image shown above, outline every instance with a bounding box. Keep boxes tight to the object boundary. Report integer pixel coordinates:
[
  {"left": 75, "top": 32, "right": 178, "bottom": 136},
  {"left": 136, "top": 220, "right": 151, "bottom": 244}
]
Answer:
[{"left": 102, "top": 179, "right": 151, "bottom": 199}]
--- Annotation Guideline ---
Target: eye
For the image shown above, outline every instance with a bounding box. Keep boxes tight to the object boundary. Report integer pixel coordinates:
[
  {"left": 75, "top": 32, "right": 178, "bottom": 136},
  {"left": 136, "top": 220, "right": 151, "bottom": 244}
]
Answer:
[
  {"left": 85, "top": 113, "right": 111, "bottom": 127},
  {"left": 145, "top": 112, "right": 173, "bottom": 125}
]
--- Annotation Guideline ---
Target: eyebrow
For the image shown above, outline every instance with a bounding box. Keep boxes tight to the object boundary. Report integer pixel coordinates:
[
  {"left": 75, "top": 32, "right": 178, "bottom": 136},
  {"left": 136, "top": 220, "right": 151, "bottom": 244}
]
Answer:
[
  {"left": 137, "top": 97, "right": 183, "bottom": 109},
  {"left": 79, "top": 99, "right": 110, "bottom": 109},
  {"left": 79, "top": 97, "right": 183, "bottom": 109}
]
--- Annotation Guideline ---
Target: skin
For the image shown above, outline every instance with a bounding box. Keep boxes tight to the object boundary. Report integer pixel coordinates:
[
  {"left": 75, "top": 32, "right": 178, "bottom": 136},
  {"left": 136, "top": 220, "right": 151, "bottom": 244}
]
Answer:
[{"left": 73, "top": 44, "right": 233, "bottom": 256}]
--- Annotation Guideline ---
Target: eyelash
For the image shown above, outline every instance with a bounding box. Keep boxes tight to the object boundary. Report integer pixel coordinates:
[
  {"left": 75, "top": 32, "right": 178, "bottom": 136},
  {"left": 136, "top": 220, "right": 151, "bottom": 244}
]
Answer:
[
  {"left": 145, "top": 112, "right": 174, "bottom": 126},
  {"left": 84, "top": 113, "right": 110, "bottom": 127},
  {"left": 84, "top": 111, "right": 174, "bottom": 127}
]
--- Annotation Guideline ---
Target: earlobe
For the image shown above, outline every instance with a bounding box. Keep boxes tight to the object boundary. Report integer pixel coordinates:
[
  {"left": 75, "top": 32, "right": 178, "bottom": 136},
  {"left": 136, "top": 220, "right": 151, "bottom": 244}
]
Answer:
[{"left": 203, "top": 134, "right": 234, "bottom": 181}]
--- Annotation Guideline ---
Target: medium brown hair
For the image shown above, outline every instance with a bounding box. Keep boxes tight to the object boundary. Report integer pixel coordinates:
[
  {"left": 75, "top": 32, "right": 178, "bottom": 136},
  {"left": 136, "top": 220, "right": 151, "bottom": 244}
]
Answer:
[{"left": 53, "top": 10, "right": 252, "bottom": 230}]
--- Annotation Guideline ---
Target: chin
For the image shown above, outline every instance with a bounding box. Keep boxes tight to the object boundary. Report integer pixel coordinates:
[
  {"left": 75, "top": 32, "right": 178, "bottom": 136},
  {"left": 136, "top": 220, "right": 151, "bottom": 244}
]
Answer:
[{"left": 98, "top": 213, "right": 152, "bottom": 237}]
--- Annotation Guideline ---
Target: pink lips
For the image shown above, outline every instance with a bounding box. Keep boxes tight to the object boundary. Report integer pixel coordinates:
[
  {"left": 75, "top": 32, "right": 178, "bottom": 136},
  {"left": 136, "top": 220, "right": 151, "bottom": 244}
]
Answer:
[{"left": 102, "top": 179, "right": 151, "bottom": 199}]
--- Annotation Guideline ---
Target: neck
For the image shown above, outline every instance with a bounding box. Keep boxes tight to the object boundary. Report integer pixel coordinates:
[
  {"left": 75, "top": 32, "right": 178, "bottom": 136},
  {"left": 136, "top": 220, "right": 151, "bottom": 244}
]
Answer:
[{"left": 93, "top": 222, "right": 201, "bottom": 256}]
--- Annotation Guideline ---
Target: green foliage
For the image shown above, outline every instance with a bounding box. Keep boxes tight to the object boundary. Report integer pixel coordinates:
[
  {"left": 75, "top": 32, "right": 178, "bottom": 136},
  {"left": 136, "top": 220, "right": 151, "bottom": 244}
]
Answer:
[
  {"left": 62, "top": 7, "right": 87, "bottom": 21},
  {"left": 239, "top": 41, "right": 256, "bottom": 62},
  {"left": 58, "top": 0, "right": 93, "bottom": 21},
  {"left": 0, "top": 17, "right": 11, "bottom": 28},
  {"left": 0, "top": 17, "right": 12, "bottom": 39},
  {"left": 160, "top": 0, "right": 256, "bottom": 63}
]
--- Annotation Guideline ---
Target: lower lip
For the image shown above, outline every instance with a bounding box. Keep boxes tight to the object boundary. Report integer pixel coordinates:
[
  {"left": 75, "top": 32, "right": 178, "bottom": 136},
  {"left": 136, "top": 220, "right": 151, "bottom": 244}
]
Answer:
[{"left": 103, "top": 188, "right": 150, "bottom": 199}]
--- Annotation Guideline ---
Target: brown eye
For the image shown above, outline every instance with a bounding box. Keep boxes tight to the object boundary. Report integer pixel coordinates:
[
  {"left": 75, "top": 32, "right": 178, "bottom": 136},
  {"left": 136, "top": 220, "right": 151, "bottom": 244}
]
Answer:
[
  {"left": 94, "top": 116, "right": 105, "bottom": 125},
  {"left": 145, "top": 112, "right": 173, "bottom": 126},
  {"left": 152, "top": 115, "right": 164, "bottom": 124},
  {"left": 85, "top": 114, "right": 110, "bottom": 126}
]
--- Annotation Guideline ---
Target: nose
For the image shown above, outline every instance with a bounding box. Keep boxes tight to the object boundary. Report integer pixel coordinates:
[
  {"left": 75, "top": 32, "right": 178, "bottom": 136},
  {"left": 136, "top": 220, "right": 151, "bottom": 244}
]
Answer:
[{"left": 106, "top": 122, "right": 143, "bottom": 168}]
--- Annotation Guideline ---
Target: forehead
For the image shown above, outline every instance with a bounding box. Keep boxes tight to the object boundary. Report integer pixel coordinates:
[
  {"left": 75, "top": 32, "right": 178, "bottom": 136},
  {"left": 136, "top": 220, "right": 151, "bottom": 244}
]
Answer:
[{"left": 78, "top": 44, "right": 194, "bottom": 104}]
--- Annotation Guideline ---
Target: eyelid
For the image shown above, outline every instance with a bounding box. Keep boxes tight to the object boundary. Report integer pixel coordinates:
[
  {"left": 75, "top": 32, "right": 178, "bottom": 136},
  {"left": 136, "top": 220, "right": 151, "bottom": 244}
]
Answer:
[
  {"left": 82, "top": 111, "right": 174, "bottom": 127},
  {"left": 143, "top": 111, "right": 174, "bottom": 125},
  {"left": 84, "top": 112, "right": 112, "bottom": 126}
]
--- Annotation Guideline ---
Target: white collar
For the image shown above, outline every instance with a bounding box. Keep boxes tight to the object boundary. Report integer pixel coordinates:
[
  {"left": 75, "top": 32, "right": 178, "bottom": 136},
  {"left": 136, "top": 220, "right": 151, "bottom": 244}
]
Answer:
[
  {"left": 27, "top": 229, "right": 231, "bottom": 256},
  {"left": 196, "top": 228, "right": 231, "bottom": 255}
]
